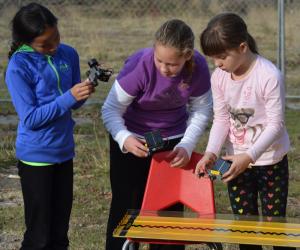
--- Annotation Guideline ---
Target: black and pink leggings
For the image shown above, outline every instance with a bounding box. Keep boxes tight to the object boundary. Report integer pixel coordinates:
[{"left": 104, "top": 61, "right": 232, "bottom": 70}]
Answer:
[{"left": 227, "top": 155, "right": 295, "bottom": 250}]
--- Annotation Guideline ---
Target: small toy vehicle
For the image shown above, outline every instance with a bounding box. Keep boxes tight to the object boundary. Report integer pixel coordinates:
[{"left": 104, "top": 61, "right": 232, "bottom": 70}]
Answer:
[
  {"left": 208, "top": 159, "right": 232, "bottom": 180},
  {"left": 144, "top": 130, "right": 164, "bottom": 155}
]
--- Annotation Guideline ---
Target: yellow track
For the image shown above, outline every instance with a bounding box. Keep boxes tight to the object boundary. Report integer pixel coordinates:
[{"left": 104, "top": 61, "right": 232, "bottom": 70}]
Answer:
[{"left": 113, "top": 213, "right": 300, "bottom": 247}]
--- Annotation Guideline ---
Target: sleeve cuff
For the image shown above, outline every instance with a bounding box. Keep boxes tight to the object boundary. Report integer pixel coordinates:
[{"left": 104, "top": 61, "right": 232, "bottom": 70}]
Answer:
[
  {"left": 174, "top": 142, "right": 194, "bottom": 159},
  {"left": 56, "top": 90, "right": 77, "bottom": 111},
  {"left": 114, "top": 130, "right": 133, "bottom": 153},
  {"left": 205, "top": 145, "right": 220, "bottom": 158},
  {"left": 246, "top": 149, "right": 256, "bottom": 163}
]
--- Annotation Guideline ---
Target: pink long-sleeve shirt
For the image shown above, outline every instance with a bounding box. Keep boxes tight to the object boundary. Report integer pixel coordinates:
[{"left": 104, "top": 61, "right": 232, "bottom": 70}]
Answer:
[{"left": 206, "top": 55, "right": 290, "bottom": 165}]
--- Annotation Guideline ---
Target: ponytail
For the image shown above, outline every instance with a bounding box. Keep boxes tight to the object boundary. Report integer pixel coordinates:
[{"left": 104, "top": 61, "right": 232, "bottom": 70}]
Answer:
[
  {"left": 8, "top": 41, "right": 22, "bottom": 59},
  {"left": 185, "top": 58, "right": 194, "bottom": 76},
  {"left": 247, "top": 33, "right": 258, "bottom": 54}
]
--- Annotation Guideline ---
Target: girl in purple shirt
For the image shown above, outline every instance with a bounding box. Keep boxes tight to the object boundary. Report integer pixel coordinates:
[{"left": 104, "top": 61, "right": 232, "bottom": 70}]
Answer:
[{"left": 102, "top": 19, "right": 212, "bottom": 250}]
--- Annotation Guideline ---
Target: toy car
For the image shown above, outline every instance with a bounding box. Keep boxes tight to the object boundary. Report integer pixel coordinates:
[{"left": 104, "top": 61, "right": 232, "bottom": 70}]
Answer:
[
  {"left": 144, "top": 130, "right": 164, "bottom": 155},
  {"left": 208, "top": 158, "right": 232, "bottom": 180}
]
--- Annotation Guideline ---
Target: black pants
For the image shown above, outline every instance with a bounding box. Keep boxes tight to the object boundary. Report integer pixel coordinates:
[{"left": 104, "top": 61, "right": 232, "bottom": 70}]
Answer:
[
  {"left": 227, "top": 156, "right": 295, "bottom": 250},
  {"left": 18, "top": 160, "right": 73, "bottom": 250},
  {"left": 105, "top": 136, "right": 184, "bottom": 250}
]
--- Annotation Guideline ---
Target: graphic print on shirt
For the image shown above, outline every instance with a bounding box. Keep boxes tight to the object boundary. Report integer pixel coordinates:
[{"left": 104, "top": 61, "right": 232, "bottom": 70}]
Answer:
[
  {"left": 155, "top": 81, "right": 189, "bottom": 108},
  {"left": 59, "top": 62, "right": 69, "bottom": 73},
  {"left": 229, "top": 106, "right": 264, "bottom": 145}
]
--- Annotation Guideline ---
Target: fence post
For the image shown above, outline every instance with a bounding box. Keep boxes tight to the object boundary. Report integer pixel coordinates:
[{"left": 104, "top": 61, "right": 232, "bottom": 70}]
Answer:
[{"left": 277, "top": 0, "right": 285, "bottom": 80}]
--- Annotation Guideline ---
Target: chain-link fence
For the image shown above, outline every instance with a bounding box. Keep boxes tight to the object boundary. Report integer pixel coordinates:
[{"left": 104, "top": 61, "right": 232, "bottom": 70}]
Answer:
[{"left": 0, "top": 0, "right": 299, "bottom": 101}]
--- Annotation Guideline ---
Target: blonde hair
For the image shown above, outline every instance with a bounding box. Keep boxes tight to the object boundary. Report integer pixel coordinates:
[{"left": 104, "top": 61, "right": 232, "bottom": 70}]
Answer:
[{"left": 155, "top": 19, "right": 195, "bottom": 75}]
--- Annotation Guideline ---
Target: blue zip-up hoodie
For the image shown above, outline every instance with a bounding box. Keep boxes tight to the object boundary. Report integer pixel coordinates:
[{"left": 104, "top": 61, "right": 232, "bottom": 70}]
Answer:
[{"left": 5, "top": 43, "right": 83, "bottom": 163}]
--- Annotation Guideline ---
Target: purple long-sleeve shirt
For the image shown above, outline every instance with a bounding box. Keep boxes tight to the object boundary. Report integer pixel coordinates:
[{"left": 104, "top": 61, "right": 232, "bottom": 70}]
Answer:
[{"left": 117, "top": 48, "right": 211, "bottom": 137}]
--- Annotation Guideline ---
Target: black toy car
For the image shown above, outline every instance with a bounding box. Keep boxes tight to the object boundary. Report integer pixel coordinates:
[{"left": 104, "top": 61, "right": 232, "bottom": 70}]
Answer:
[{"left": 144, "top": 130, "right": 164, "bottom": 155}]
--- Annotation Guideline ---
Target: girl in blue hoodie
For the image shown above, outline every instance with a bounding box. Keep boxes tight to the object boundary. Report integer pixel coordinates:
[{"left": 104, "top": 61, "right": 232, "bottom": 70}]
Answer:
[{"left": 5, "top": 3, "right": 94, "bottom": 249}]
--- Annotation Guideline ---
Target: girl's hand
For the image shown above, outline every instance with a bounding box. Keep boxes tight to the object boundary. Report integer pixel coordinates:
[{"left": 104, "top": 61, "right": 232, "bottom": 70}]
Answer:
[
  {"left": 123, "top": 135, "right": 149, "bottom": 158},
  {"left": 195, "top": 152, "right": 216, "bottom": 177},
  {"left": 71, "top": 79, "right": 95, "bottom": 101},
  {"left": 221, "top": 153, "right": 253, "bottom": 183},
  {"left": 166, "top": 147, "right": 189, "bottom": 168}
]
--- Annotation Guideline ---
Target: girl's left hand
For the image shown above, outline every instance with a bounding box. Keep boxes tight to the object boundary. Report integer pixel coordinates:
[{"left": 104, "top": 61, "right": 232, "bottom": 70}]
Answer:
[
  {"left": 166, "top": 147, "right": 189, "bottom": 168},
  {"left": 221, "top": 153, "right": 253, "bottom": 183}
]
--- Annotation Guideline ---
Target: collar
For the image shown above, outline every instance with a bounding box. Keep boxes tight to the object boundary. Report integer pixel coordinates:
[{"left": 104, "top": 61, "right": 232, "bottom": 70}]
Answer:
[{"left": 16, "top": 44, "right": 35, "bottom": 53}]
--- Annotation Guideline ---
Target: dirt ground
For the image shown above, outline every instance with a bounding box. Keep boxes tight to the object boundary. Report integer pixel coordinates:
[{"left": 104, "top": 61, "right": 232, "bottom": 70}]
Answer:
[{"left": 0, "top": 165, "right": 22, "bottom": 250}]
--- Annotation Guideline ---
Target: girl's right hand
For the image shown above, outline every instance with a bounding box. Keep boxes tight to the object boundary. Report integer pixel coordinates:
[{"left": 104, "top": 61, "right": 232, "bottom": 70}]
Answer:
[
  {"left": 123, "top": 135, "right": 149, "bottom": 158},
  {"left": 195, "top": 152, "right": 217, "bottom": 177},
  {"left": 71, "top": 79, "right": 95, "bottom": 101}
]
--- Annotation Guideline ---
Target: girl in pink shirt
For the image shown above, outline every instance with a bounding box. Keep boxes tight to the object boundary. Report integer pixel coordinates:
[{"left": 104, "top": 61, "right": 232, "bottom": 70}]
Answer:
[{"left": 195, "top": 13, "right": 294, "bottom": 250}]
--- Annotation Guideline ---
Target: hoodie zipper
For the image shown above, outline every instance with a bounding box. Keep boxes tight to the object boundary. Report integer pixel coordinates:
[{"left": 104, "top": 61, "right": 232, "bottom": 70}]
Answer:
[{"left": 46, "top": 55, "right": 63, "bottom": 95}]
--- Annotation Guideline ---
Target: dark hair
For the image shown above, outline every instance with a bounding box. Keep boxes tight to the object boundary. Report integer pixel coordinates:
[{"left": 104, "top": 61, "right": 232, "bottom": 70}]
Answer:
[
  {"left": 200, "top": 12, "right": 258, "bottom": 57},
  {"left": 8, "top": 2, "right": 58, "bottom": 58},
  {"left": 155, "top": 19, "right": 195, "bottom": 75}
]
